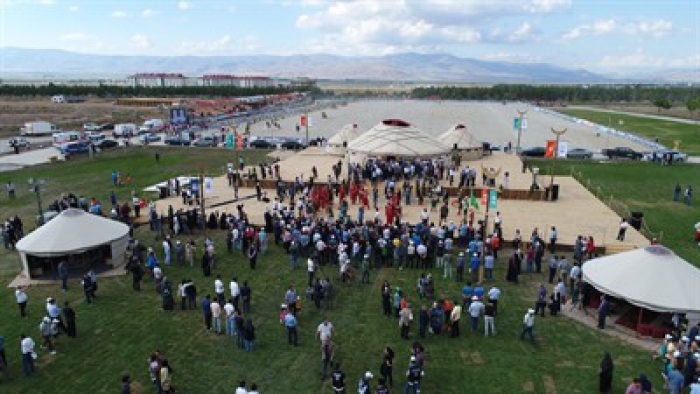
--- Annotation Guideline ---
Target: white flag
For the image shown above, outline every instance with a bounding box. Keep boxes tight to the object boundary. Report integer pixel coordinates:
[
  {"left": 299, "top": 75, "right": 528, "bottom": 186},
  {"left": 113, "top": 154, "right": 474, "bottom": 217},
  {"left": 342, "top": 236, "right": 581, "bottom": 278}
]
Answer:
[
  {"left": 205, "top": 177, "right": 214, "bottom": 192},
  {"left": 557, "top": 141, "right": 568, "bottom": 158}
]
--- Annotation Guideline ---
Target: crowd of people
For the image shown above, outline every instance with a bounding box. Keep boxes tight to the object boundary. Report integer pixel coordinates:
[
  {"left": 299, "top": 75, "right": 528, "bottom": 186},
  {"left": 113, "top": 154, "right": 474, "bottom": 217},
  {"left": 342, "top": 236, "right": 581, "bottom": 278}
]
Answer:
[{"left": 3, "top": 151, "right": 699, "bottom": 393}]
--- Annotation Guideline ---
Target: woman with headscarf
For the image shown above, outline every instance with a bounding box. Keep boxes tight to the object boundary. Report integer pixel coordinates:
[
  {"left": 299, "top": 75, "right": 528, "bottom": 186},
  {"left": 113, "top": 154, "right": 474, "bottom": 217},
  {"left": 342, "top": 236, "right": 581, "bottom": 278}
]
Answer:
[{"left": 599, "top": 352, "right": 614, "bottom": 393}]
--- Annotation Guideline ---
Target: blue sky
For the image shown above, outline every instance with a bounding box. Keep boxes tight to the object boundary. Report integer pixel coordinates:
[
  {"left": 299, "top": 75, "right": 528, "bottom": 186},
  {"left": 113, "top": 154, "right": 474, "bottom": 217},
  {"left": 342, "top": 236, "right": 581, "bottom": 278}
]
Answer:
[{"left": 0, "top": 0, "right": 698, "bottom": 73}]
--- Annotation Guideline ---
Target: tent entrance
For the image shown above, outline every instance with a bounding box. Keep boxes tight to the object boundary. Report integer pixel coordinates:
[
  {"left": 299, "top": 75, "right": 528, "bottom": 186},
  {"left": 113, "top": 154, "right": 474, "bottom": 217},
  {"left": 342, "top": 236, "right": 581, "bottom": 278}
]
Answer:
[{"left": 27, "top": 244, "right": 113, "bottom": 279}]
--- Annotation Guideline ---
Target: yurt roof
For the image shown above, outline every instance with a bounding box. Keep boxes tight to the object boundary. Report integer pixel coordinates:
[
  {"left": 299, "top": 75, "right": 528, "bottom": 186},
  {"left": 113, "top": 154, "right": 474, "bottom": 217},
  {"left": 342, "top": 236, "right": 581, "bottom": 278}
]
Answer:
[
  {"left": 582, "top": 245, "right": 700, "bottom": 313},
  {"left": 327, "top": 124, "right": 362, "bottom": 146},
  {"left": 16, "top": 209, "right": 130, "bottom": 257},
  {"left": 347, "top": 119, "right": 449, "bottom": 157},
  {"left": 437, "top": 124, "right": 477, "bottom": 149}
]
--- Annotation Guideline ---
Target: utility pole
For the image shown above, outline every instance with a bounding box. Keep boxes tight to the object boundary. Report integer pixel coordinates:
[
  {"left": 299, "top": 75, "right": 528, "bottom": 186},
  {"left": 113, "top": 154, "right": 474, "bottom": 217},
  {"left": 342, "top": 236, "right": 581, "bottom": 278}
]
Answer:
[
  {"left": 549, "top": 127, "right": 568, "bottom": 189},
  {"left": 515, "top": 109, "right": 527, "bottom": 153},
  {"left": 28, "top": 178, "right": 46, "bottom": 225},
  {"left": 304, "top": 106, "right": 310, "bottom": 145}
]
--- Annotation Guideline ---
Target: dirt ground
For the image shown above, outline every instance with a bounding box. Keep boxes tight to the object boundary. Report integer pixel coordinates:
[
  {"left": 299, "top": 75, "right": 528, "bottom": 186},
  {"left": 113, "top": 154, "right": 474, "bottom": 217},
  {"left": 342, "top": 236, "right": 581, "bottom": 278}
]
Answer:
[{"left": 0, "top": 97, "right": 162, "bottom": 138}]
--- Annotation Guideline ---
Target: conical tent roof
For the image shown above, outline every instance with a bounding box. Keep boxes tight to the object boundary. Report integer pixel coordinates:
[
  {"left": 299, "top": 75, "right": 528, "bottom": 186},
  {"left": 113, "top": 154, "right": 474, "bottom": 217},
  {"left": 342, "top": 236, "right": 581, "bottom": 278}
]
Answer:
[
  {"left": 347, "top": 119, "right": 449, "bottom": 158},
  {"left": 328, "top": 124, "right": 362, "bottom": 147},
  {"left": 438, "top": 124, "right": 477, "bottom": 149},
  {"left": 16, "top": 208, "right": 130, "bottom": 257},
  {"left": 582, "top": 245, "right": 700, "bottom": 313}
]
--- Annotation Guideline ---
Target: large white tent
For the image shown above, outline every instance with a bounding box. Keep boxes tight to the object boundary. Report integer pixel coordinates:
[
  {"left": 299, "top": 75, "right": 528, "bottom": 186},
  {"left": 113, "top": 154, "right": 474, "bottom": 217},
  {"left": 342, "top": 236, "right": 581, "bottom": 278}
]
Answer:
[
  {"left": 326, "top": 124, "right": 363, "bottom": 154},
  {"left": 438, "top": 124, "right": 478, "bottom": 150},
  {"left": 582, "top": 245, "right": 700, "bottom": 313},
  {"left": 16, "top": 208, "right": 130, "bottom": 278},
  {"left": 347, "top": 119, "right": 449, "bottom": 159}
]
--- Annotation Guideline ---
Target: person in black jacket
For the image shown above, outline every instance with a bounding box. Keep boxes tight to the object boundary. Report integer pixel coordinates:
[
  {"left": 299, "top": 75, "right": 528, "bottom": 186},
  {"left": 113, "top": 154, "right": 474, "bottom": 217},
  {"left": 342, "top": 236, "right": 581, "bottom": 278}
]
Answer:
[
  {"left": 243, "top": 319, "right": 255, "bottom": 352},
  {"left": 63, "top": 302, "right": 77, "bottom": 338}
]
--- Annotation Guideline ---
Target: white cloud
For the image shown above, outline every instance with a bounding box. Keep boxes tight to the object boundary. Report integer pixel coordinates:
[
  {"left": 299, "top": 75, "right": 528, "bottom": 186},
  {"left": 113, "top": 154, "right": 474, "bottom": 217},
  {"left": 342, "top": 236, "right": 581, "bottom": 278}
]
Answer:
[
  {"left": 635, "top": 20, "right": 673, "bottom": 38},
  {"left": 177, "top": 1, "right": 192, "bottom": 10},
  {"left": 599, "top": 49, "right": 665, "bottom": 69},
  {"left": 111, "top": 10, "right": 128, "bottom": 18},
  {"left": 141, "top": 8, "right": 154, "bottom": 17},
  {"left": 130, "top": 34, "right": 151, "bottom": 50},
  {"left": 68, "top": 5, "right": 78, "bottom": 11},
  {"left": 295, "top": 0, "right": 559, "bottom": 55},
  {"left": 562, "top": 18, "right": 673, "bottom": 41},
  {"left": 178, "top": 35, "right": 258, "bottom": 55}
]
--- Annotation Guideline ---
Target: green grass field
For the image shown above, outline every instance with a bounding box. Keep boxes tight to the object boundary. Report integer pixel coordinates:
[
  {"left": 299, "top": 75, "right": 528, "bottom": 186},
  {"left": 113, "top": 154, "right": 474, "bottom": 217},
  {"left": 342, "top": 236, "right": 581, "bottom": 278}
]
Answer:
[
  {"left": 0, "top": 149, "right": 671, "bottom": 393},
  {"left": 556, "top": 108, "right": 700, "bottom": 155},
  {"left": 542, "top": 159, "right": 700, "bottom": 265}
]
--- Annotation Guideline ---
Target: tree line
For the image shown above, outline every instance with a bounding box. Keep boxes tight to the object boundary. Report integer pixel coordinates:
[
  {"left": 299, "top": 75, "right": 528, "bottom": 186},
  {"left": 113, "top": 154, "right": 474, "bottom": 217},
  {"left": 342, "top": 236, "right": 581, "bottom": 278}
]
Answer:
[
  {"left": 0, "top": 83, "right": 318, "bottom": 98},
  {"left": 410, "top": 84, "right": 699, "bottom": 104}
]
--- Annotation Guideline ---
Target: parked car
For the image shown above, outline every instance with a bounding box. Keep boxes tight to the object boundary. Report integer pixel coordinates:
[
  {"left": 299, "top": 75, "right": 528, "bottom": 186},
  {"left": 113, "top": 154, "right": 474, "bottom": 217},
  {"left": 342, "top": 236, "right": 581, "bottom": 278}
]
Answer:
[
  {"left": 280, "top": 140, "right": 306, "bottom": 150},
  {"left": 96, "top": 139, "right": 119, "bottom": 150},
  {"left": 8, "top": 137, "right": 30, "bottom": 149},
  {"left": 566, "top": 148, "right": 593, "bottom": 159},
  {"left": 193, "top": 136, "right": 217, "bottom": 147},
  {"left": 140, "top": 133, "right": 161, "bottom": 144},
  {"left": 601, "top": 147, "right": 643, "bottom": 160},
  {"left": 86, "top": 132, "right": 106, "bottom": 142},
  {"left": 165, "top": 137, "right": 191, "bottom": 146},
  {"left": 99, "top": 123, "right": 114, "bottom": 131},
  {"left": 83, "top": 123, "right": 101, "bottom": 132},
  {"left": 520, "top": 147, "right": 546, "bottom": 157},
  {"left": 645, "top": 149, "right": 687, "bottom": 163},
  {"left": 250, "top": 139, "right": 273, "bottom": 149},
  {"left": 58, "top": 141, "right": 90, "bottom": 155}
]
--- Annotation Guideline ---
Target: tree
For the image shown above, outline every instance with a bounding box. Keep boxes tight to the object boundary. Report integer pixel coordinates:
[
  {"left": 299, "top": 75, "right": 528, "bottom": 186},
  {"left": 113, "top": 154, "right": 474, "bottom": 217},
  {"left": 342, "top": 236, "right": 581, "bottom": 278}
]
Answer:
[
  {"left": 652, "top": 97, "right": 672, "bottom": 113},
  {"left": 686, "top": 99, "right": 700, "bottom": 118}
]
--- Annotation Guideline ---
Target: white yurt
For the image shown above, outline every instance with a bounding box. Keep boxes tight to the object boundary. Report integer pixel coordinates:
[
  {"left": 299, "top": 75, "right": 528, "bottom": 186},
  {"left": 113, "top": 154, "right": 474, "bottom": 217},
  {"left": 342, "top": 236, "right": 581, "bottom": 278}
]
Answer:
[
  {"left": 326, "top": 124, "right": 363, "bottom": 154},
  {"left": 346, "top": 119, "right": 449, "bottom": 161},
  {"left": 16, "top": 209, "right": 130, "bottom": 279},
  {"left": 438, "top": 124, "right": 477, "bottom": 150},
  {"left": 582, "top": 245, "right": 700, "bottom": 313}
]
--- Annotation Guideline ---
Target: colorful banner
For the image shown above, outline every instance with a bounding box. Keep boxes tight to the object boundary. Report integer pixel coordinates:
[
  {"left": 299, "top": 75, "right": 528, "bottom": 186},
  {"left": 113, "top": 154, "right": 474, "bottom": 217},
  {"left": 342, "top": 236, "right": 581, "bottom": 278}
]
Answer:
[
  {"left": 489, "top": 189, "right": 498, "bottom": 209},
  {"left": 513, "top": 117, "right": 520, "bottom": 131},
  {"left": 236, "top": 133, "right": 243, "bottom": 149},
  {"left": 545, "top": 140, "right": 557, "bottom": 158},
  {"left": 521, "top": 118, "right": 528, "bottom": 130},
  {"left": 205, "top": 177, "right": 213, "bottom": 193},
  {"left": 226, "top": 134, "right": 234, "bottom": 149},
  {"left": 481, "top": 188, "right": 488, "bottom": 206},
  {"left": 300, "top": 115, "right": 307, "bottom": 127}
]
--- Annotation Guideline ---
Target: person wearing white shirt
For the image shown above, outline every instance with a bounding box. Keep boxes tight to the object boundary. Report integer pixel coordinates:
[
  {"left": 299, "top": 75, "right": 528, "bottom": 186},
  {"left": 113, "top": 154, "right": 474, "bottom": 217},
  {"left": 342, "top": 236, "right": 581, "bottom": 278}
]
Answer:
[
  {"left": 230, "top": 278, "right": 240, "bottom": 307},
  {"left": 214, "top": 276, "right": 225, "bottom": 304},
  {"left": 20, "top": 334, "right": 35, "bottom": 376},
  {"left": 307, "top": 258, "right": 316, "bottom": 287},
  {"left": 211, "top": 300, "right": 222, "bottom": 335},
  {"left": 316, "top": 320, "right": 334, "bottom": 342},
  {"left": 520, "top": 309, "right": 535, "bottom": 343},
  {"left": 162, "top": 239, "right": 171, "bottom": 266},
  {"left": 224, "top": 300, "right": 235, "bottom": 336},
  {"left": 487, "top": 286, "right": 501, "bottom": 315},
  {"left": 235, "top": 380, "right": 248, "bottom": 394},
  {"left": 15, "top": 287, "right": 28, "bottom": 318}
]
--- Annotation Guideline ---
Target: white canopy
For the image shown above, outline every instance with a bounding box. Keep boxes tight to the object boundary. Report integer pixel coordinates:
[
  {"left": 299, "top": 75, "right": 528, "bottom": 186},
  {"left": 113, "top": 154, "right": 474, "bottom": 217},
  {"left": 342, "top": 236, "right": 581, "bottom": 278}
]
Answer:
[
  {"left": 17, "top": 208, "right": 129, "bottom": 256},
  {"left": 438, "top": 124, "right": 478, "bottom": 149},
  {"left": 327, "top": 124, "right": 362, "bottom": 147},
  {"left": 347, "top": 119, "right": 449, "bottom": 158},
  {"left": 582, "top": 245, "right": 700, "bottom": 313}
]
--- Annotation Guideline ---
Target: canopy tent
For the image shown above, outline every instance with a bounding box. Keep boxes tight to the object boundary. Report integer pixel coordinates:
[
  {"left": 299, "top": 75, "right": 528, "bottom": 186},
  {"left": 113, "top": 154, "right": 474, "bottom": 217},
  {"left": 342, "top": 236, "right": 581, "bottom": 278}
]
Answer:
[
  {"left": 347, "top": 119, "right": 449, "bottom": 159},
  {"left": 582, "top": 245, "right": 700, "bottom": 313},
  {"left": 438, "top": 124, "right": 478, "bottom": 150},
  {"left": 16, "top": 208, "right": 130, "bottom": 278},
  {"left": 326, "top": 124, "right": 363, "bottom": 154}
]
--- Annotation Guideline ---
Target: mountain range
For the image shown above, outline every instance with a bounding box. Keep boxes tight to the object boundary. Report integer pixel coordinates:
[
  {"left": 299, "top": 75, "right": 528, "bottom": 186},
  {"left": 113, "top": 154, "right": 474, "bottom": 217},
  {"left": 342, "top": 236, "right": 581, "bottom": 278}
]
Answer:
[{"left": 0, "top": 47, "right": 691, "bottom": 83}]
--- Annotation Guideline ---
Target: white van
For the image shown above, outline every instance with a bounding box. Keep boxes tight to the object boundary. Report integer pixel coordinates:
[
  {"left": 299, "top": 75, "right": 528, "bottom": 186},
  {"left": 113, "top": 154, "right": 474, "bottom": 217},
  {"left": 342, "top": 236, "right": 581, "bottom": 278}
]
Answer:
[
  {"left": 138, "top": 119, "right": 165, "bottom": 134},
  {"left": 113, "top": 123, "right": 136, "bottom": 138},
  {"left": 21, "top": 121, "right": 59, "bottom": 136}
]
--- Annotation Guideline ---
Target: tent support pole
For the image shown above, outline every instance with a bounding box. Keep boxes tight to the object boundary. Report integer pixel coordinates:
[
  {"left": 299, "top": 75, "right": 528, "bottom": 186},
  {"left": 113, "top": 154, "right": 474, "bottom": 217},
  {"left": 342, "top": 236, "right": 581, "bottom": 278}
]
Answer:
[{"left": 636, "top": 307, "right": 643, "bottom": 338}]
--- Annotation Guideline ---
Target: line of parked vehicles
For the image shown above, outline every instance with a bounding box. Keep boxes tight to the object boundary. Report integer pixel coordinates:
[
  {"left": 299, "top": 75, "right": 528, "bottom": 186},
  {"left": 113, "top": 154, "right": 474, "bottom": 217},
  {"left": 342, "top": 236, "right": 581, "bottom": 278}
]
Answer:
[{"left": 518, "top": 145, "right": 687, "bottom": 162}]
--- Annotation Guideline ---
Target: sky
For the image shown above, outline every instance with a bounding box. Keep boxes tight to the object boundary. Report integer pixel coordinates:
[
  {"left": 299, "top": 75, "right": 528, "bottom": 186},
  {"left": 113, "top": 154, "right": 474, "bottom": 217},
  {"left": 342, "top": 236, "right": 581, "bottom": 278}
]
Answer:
[{"left": 0, "top": 0, "right": 698, "bottom": 73}]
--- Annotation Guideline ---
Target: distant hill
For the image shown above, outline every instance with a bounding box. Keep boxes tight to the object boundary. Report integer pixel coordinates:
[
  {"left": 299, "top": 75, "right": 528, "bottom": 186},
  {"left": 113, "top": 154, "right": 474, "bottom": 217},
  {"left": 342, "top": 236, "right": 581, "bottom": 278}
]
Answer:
[{"left": 0, "top": 47, "right": 615, "bottom": 83}]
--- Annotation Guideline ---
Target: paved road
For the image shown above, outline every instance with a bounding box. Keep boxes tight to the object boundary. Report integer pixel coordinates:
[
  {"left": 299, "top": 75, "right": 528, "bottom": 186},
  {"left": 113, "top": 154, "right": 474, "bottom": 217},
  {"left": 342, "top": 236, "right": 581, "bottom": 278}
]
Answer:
[{"left": 567, "top": 106, "right": 700, "bottom": 125}]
